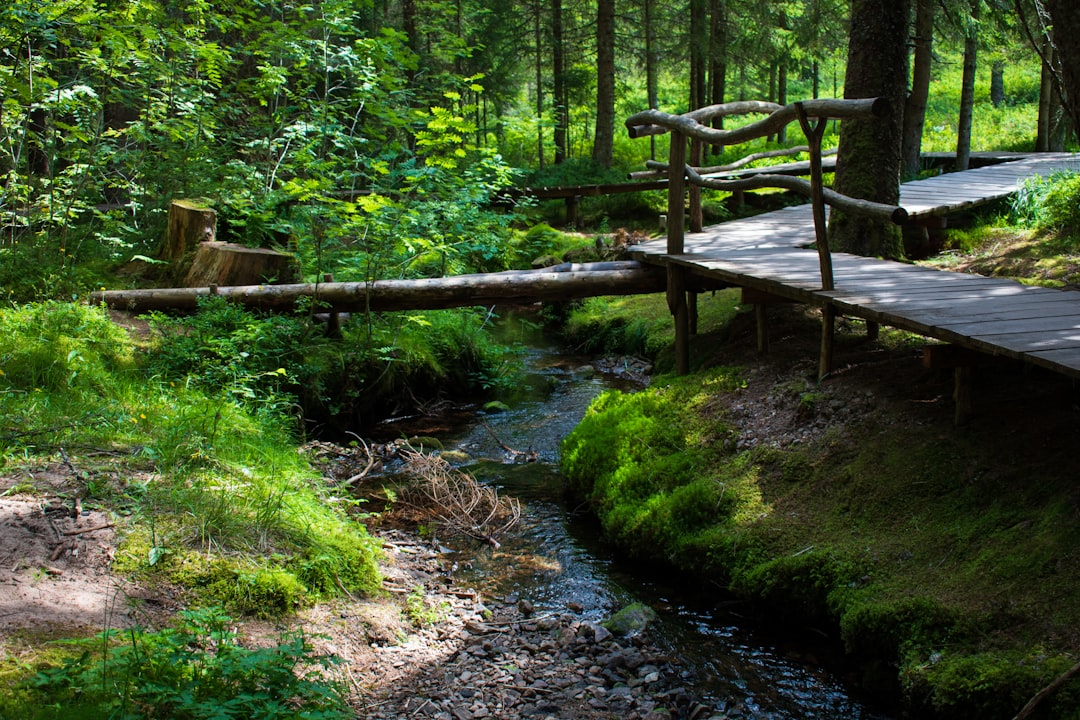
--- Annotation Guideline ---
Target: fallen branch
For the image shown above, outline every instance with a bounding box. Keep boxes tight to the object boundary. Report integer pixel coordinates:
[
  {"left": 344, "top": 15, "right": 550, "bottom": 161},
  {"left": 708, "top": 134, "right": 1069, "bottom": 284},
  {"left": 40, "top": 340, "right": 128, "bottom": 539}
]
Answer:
[
  {"left": 62, "top": 522, "right": 115, "bottom": 537},
  {"left": 343, "top": 432, "right": 376, "bottom": 485},
  {"left": 482, "top": 422, "right": 538, "bottom": 462},
  {"left": 1012, "top": 659, "right": 1080, "bottom": 720}
]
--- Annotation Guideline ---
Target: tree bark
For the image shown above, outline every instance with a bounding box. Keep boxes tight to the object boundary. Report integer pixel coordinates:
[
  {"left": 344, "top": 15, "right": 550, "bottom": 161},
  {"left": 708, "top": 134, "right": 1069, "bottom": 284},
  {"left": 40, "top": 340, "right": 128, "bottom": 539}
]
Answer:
[
  {"left": 990, "top": 59, "right": 1005, "bottom": 107},
  {"left": 592, "top": 0, "right": 616, "bottom": 167},
  {"left": 828, "top": 0, "right": 910, "bottom": 260},
  {"left": 534, "top": 0, "right": 545, "bottom": 169},
  {"left": 708, "top": 0, "right": 727, "bottom": 156},
  {"left": 553, "top": 0, "right": 567, "bottom": 163},
  {"left": 1045, "top": 0, "right": 1080, "bottom": 138},
  {"left": 901, "top": 0, "right": 934, "bottom": 180},
  {"left": 93, "top": 264, "right": 667, "bottom": 313},
  {"left": 776, "top": 62, "right": 788, "bottom": 143},
  {"left": 164, "top": 200, "right": 217, "bottom": 282},
  {"left": 183, "top": 242, "right": 298, "bottom": 288},
  {"left": 1037, "top": 43, "right": 1055, "bottom": 152},
  {"left": 955, "top": 0, "right": 980, "bottom": 172},
  {"left": 690, "top": 0, "right": 708, "bottom": 110},
  {"left": 644, "top": 0, "right": 659, "bottom": 159}
]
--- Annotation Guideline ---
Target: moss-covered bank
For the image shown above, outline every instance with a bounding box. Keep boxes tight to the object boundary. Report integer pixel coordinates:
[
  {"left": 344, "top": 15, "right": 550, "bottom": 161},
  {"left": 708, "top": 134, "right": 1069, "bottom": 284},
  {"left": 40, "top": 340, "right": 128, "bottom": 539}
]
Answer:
[{"left": 561, "top": 344, "right": 1080, "bottom": 719}]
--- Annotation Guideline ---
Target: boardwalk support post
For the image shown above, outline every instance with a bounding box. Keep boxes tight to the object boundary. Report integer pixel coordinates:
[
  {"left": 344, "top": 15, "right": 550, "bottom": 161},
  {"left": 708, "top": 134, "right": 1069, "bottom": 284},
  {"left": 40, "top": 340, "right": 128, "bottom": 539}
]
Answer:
[
  {"left": 795, "top": 102, "right": 836, "bottom": 380},
  {"left": 667, "top": 131, "right": 691, "bottom": 375}
]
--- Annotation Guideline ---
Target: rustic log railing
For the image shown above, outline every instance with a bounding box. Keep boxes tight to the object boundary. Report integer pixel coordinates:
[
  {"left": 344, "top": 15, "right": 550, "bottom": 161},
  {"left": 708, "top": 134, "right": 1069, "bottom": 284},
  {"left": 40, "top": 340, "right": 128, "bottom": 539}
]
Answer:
[{"left": 624, "top": 98, "right": 907, "bottom": 377}]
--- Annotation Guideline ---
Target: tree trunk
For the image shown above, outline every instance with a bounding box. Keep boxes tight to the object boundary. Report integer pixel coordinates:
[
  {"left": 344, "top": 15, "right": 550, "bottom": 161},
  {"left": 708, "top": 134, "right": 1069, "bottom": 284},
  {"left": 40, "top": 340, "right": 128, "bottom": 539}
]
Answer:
[
  {"left": 990, "top": 59, "right": 1005, "bottom": 107},
  {"left": 645, "top": 0, "right": 658, "bottom": 160},
  {"left": 776, "top": 62, "right": 788, "bottom": 143},
  {"left": 828, "top": 0, "right": 910, "bottom": 260},
  {"left": 901, "top": 0, "right": 934, "bottom": 179},
  {"left": 535, "top": 0, "right": 545, "bottom": 169},
  {"left": 592, "top": 0, "right": 616, "bottom": 167},
  {"left": 690, "top": 0, "right": 708, "bottom": 110},
  {"left": 955, "top": 0, "right": 980, "bottom": 172},
  {"left": 94, "top": 263, "right": 666, "bottom": 313},
  {"left": 1045, "top": 0, "right": 1080, "bottom": 139},
  {"left": 708, "top": 0, "right": 727, "bottom": 156},
  {"left": 1037, "top": 44, "right": 1055, "bottom": 152},
  {"left": 553, "top": 0, "right": 567, "bottom": 163}
]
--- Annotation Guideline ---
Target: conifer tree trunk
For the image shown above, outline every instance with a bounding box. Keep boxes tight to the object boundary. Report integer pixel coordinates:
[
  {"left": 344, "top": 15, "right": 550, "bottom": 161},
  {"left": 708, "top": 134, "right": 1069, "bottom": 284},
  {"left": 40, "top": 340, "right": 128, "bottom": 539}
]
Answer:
[
  {"left": 1037, "top": 43, "right": 1054, "bottom": 152},
  {"left": 689, "top": 0, "right": 708, "bottom": 110},
  {"left": 828, "top": 0, "right": 910, "bottom": 260},
  {"left": 709, "top": 0, "right": 727, "bottom": 156},
  {"left": 955, "top": 0, "right": 980, "bottom": 171},
  {"left": 902, "top": 0, "right": 934, "bottom": 179},
  {"left": 535, "top": 0, "right": 545, "bottom": 169},
  {"left": 553, "top": 0, "right": 567, "bottom": 163},
  {"left": 645, "top": 0, "right": 659, "bottom": 159},
  {"left": 592, "top": 0, "right": 616, "bottom": 167},
  {"left": 990, "top": 60, "right": 1005, "bottom": 107},
  {"left": 1045, "top": 0, "right": 1080, "bottom": 138}
]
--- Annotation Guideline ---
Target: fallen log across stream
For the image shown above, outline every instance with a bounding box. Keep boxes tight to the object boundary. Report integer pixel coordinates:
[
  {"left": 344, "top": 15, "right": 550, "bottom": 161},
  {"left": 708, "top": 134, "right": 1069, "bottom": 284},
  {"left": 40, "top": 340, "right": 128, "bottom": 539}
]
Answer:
[{"left": 91, "top": 261, "right": 678, "bottom": 313}]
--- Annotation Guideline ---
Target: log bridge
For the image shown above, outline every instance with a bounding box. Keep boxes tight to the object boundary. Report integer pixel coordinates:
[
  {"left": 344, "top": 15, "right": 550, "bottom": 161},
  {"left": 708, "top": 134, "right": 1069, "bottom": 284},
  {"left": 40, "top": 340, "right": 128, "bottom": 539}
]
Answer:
[{"left": 93, "top": 98, "right": 1080, "bottom": 422}]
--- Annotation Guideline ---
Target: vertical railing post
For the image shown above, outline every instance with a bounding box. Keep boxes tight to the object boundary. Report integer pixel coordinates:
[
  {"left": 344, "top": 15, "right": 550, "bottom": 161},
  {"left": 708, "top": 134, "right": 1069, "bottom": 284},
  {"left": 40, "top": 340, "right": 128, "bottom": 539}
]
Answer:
[
  {"left": 667, "top": 131, "right": 690, "bottom": 375},
  {"left": 795, "top": 102, "right": 836, "bottom": 380}
]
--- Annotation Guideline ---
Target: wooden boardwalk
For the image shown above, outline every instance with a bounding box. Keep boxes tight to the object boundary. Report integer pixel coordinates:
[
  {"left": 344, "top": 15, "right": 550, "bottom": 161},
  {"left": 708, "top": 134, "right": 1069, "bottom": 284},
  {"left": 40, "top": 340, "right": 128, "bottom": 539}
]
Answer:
[{"left": 629, "top": 152, "right": 1080, "bottom": 380}]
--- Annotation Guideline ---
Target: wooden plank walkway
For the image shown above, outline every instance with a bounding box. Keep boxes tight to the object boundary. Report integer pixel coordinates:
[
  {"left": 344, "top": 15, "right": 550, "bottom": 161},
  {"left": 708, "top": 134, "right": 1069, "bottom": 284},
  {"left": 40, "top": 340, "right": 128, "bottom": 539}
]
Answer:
[{"left": 629, "top": 152, "right": 1080, "bottom": 380}]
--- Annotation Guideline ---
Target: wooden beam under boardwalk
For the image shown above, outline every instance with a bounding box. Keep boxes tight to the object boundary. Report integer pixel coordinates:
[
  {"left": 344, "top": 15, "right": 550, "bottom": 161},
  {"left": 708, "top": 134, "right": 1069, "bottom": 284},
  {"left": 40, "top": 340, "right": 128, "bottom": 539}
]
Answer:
[{"left": 91, "top": 262, "right": 667, "bottom": 313}]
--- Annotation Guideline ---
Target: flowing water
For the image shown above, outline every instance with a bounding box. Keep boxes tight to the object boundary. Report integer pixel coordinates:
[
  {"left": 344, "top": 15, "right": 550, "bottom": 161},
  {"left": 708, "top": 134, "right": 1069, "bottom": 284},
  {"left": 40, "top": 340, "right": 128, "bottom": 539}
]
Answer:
[{"left": 375, "top": 315, "right": 893, "bottom": 719}]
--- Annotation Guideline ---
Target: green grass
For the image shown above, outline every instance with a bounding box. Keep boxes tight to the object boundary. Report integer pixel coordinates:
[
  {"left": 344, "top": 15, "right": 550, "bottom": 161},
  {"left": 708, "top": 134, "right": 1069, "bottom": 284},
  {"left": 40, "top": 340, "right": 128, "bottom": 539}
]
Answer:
[
  {"left": 561, "top": 370, "right": 1080, "bottom": 717},
  {"left": 0, "top": 302, "right": 382, "bottom": 612},
  {"left": 561, "top": 288, "right": 744, "bottom": 370}
]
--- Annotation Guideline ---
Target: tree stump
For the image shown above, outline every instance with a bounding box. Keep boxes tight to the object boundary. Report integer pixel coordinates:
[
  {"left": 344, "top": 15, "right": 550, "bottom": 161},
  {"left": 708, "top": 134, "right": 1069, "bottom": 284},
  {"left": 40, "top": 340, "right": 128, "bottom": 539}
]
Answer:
[
  {"left": 183, "top": 242, "right": 299, "bottom": 287},
  {"left": 164, "top": 199, "right": 216, "bottom": 263}
]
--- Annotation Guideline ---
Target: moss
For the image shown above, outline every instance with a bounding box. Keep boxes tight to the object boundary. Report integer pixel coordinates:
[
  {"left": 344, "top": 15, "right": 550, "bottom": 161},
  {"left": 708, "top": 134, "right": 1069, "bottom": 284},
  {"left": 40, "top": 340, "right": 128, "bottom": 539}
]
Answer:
[
  {"left": 561, "top": 345, "right": 1080, "bottom": 717},
  {"left": 905, "top": 651, "right": 1080, "bottom": 720}
]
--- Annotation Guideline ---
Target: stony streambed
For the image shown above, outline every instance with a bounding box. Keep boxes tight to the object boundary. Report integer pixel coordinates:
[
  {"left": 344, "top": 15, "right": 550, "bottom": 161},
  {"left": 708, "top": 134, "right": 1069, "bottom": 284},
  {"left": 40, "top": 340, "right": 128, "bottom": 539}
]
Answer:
[{"left": 354, "top": 528, "right": 728, "bottom": 720}]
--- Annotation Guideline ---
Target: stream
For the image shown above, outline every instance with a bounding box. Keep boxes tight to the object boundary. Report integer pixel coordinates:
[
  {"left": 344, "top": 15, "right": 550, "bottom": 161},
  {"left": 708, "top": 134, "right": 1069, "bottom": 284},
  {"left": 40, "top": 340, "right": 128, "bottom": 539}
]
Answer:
[{"left": 373, "top": 314, "right": 893, "bottom": 719}]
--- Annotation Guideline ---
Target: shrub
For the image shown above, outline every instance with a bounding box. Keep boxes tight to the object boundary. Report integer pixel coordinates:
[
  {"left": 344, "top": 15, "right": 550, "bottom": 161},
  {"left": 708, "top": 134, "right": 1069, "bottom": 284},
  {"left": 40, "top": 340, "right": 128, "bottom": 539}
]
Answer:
[
  {"left": 17, "top": 608, "right": 349, "bottom": 720},
  {"left": 1011, "top": 171, "right": 1080, "bottom": 243}
]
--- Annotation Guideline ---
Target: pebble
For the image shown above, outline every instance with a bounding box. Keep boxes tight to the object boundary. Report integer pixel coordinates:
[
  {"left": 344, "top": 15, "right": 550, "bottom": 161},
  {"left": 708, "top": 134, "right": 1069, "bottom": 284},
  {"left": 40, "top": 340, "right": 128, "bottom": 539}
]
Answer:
[{"left": 356, "top": 530, "right": 722, "bottom": 719}]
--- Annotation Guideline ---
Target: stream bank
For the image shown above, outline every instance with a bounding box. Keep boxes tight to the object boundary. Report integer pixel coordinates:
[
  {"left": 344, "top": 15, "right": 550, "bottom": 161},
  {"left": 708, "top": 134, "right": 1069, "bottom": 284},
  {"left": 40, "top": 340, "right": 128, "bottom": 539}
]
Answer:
[{"left": 335, "top": 308, "right": 892, "bottom": 719}]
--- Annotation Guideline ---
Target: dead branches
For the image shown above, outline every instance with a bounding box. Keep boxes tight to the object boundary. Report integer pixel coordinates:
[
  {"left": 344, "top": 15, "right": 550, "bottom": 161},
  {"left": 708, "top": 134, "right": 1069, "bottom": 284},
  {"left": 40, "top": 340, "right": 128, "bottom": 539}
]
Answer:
[{"left": 399, "top": 451, "right": 521, "bottom": 548}]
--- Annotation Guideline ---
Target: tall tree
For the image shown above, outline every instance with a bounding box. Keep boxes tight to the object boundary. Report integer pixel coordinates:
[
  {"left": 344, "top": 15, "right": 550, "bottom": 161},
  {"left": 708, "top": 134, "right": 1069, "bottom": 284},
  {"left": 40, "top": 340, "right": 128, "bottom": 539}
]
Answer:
[
  {"left": 592, "top": 0, "right": 616, "bottom": 167},
  {"left": 956, "top": 0, "right": 981, "bottom": 171},
  {"left": 1044, "top": 0, "right": 1080, "bottom": 138},
  {"left": 828, "top": 0, "right": 911, "bottom": 259},
  {"left": 901, "top": 0, "right": 935, "bottom": 179},
  {"left": 534, "top": 0, "right": 545, "bottom": 168},
  {"left": 553, "top": 0, "right": 567, "bottom": 162},
  {"left": 690, "top": 0, "right": 709, "bottom": 110}
]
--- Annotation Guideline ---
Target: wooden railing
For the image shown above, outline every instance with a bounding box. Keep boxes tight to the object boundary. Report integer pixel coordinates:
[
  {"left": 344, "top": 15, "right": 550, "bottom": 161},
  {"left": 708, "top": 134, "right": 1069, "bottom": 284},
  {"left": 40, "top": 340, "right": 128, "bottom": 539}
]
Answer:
[{"left": 624, "top": 98, "right": 907, "bottom": 376}]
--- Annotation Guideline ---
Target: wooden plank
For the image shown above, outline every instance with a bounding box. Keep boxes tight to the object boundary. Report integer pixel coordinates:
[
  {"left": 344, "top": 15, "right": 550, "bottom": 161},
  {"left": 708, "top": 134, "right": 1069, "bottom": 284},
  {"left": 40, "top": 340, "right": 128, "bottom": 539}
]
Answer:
[{"left": 1028, "top": 347, "right": 1080, "bottom": 375}]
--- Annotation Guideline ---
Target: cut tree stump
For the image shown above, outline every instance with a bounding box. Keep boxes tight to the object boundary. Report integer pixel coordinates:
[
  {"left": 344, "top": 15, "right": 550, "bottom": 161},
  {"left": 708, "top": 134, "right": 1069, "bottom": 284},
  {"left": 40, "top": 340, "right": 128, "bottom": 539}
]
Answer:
[
  {"left": 183, "top": 241, "right": 299, "bottom": 288},
  {"left": 164, "top": 199, "right": 216, "bottom": 263}
]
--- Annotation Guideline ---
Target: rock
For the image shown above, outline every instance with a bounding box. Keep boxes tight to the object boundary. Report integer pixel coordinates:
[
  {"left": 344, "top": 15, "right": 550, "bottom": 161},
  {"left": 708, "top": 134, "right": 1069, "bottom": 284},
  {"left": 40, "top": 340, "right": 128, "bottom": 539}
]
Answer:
[{"left": 604, "top": 603, "right": 658, "bottom": 637}]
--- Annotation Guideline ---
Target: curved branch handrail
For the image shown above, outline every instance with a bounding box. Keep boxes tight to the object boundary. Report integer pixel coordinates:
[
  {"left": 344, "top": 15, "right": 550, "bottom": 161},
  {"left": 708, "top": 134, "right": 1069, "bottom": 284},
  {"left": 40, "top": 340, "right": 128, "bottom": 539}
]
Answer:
[
  {"left": 625, "top": 97, "right": 890, "bottom": 146},
  {"left": 683, "top": 167, "right": 908, "bottom": 225},
  {"left": 629, "top": 146, "right": 838, "bottom": 181}
]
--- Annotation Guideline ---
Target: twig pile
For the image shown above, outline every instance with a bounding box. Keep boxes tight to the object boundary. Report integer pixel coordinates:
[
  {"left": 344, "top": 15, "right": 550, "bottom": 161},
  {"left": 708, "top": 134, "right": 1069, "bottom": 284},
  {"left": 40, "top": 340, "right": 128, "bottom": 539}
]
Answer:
[{"left": 400, "top": 450, "right": 521, "bottom": 548}]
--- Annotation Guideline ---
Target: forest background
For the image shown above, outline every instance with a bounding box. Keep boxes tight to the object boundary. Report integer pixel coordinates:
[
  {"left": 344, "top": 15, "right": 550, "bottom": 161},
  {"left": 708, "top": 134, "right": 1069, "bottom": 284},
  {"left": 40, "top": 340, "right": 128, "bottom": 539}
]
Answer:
[
  {"left": 3, "top": 1, "right": 1080, "bottom": 718},
  {"left": 2, "top": 0, "right": 1078, "bottom": 304}
]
